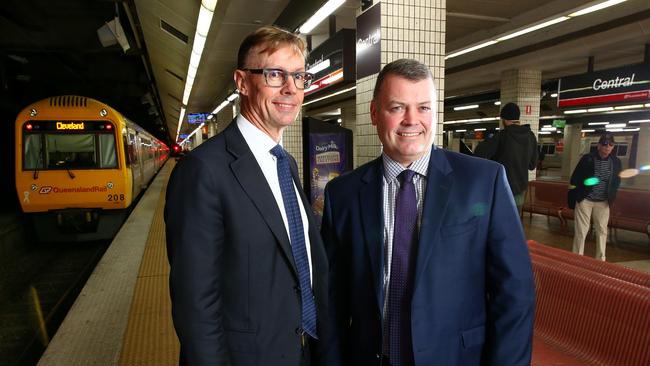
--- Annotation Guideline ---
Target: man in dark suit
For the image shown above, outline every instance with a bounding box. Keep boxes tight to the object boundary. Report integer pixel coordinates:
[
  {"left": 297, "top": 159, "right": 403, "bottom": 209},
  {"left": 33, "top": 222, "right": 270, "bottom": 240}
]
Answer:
[
  {"left": 165, "top": 26, "right": 329, "bottom": 366},
  {"left": 321, "top": 59, "right": 535, "bottom": 366}
]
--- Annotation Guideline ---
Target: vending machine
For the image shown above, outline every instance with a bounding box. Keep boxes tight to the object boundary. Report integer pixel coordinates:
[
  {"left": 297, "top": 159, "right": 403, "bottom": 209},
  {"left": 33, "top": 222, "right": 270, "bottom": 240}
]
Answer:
[{"left": 302, "top": 117, "right": 353, "bottom": 227}]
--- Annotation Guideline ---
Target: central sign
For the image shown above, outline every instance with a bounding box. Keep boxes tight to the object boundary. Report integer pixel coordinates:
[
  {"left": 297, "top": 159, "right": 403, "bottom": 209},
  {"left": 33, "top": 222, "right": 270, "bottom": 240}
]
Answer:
[{"left": 56, "top": 121, "right": 84, "bottom": 130}]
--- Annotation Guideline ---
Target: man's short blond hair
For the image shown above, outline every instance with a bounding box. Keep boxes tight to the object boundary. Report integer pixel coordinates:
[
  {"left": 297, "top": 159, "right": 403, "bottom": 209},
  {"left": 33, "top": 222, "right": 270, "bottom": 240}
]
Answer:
[{"left": 237, "top": 26, "right": 307, "bottom": 69}]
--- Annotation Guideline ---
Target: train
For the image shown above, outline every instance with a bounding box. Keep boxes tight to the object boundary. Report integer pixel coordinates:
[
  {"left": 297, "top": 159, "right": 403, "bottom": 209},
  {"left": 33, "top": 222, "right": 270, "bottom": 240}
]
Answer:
[{"left": 14, "top": 95, "right": 169, "bottom": 242}]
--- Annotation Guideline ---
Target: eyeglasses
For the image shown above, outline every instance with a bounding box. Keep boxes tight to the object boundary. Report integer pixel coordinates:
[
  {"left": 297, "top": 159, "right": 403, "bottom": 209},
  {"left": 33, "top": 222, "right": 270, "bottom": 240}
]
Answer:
[
  {"left": 242, "top": 68, "right": 314, "bottom": 90},
  {"left": 600, "top": 142, "right": 615, "bottom": 147}
]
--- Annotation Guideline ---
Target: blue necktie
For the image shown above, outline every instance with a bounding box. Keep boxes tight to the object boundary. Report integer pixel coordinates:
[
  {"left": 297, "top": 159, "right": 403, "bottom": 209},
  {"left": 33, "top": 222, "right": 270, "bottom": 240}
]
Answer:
[
  {"left": 386, "top": 169, "right": 418, "bottom": 366},
  {"left": 270, "top": 144, "right": 318, "bottom": 339}
]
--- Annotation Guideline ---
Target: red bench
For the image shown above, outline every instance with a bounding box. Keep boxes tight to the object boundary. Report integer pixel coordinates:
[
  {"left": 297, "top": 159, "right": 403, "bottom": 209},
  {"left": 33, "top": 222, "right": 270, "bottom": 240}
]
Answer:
[
  {"left": 522, "top": 180, "right": 567, "bottom": 224},
  {"left": 530, "top": 248, "right": 650, "bottom": 366}
]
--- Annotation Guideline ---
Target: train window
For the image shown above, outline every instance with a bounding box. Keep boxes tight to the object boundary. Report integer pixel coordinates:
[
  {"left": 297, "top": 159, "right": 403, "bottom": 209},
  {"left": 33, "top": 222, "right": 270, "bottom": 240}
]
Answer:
[
  {"left": 128, "top": 133, "right": 138, "bottom": 163},
  {"left": 24, "top": 134, "right": 44, "bottom": 169},
  {"left": 615, "top": 143, "right": 628, "bottom": 157},
  {"left": 99, "top": 134, "right": 117, "bottom": 168},
  {"left": 46, "top": 134, "right": 96, "bottom": 169}
]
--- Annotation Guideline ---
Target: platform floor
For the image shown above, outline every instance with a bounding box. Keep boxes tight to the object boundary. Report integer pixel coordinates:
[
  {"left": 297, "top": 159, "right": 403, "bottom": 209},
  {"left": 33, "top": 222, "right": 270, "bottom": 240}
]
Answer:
[{"left": 36, "top": 158, "right": 650, "bottom": 365}]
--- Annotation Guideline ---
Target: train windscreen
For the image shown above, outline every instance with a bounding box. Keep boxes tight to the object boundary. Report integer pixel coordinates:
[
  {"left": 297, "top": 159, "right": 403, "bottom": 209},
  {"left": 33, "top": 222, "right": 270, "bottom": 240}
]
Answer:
[{"left": 22, "top": 120, "right": 117, "bottom": 170}]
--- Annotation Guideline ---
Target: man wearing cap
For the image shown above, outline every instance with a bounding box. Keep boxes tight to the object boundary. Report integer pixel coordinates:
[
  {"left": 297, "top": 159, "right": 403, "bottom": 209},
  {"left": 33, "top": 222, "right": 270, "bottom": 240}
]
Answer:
[
  {"left": 474, "top": 102, "right": 538, "bottom": 212},
  {"left": 568, "top": 133, "right": 621, "bottom": 261}
]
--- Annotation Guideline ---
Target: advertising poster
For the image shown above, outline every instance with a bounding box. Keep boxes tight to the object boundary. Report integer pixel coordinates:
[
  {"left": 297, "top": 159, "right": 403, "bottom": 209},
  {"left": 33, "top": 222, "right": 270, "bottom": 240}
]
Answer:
[{"left": 308, "top": 132, "right": 347, "bottom": 224}]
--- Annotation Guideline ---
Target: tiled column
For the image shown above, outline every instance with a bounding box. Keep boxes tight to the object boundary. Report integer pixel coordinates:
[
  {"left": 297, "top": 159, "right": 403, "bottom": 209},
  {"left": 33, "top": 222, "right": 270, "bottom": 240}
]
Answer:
[
  {"left": 283, "top": 111, "right": 304, "bottom": 183},
  {"left": 208, "top": 120, "right": 217, "bottom": 138},
  {"left": 561, "top": 124, "right": 582, "bottom": 180},
  {"left": 500, "top": 69, "right": 541, "bottom": 182},
  {"left": 633, "top": 123, "right": 650, "bottom": 188},
  {"left": 341, "top": 104, "right": 357, "bottom": 168},
  {"left": 216, "top": 103, "right": 234, "bottom": 134},
  {"left": 356, "top": 0, "right": 446, "bottom": 167}
]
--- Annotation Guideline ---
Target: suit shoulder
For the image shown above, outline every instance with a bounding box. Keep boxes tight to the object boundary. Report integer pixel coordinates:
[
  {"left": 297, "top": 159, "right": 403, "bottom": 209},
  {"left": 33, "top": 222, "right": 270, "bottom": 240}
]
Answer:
[{"left": 326, "top": 158, "right": 378, "bottom": 191}]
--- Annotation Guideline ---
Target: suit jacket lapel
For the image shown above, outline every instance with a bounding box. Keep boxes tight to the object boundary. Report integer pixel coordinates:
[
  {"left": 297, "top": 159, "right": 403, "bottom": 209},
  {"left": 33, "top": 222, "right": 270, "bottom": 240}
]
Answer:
[
  {"left": 225, "top": 122, "right": 297, "bottom": 277},
  {"left": 415, "top": 147, "right": 452, "bottom": 289},
  {"left": 360, "top": 157, "right": 385, "bottom": 311}
]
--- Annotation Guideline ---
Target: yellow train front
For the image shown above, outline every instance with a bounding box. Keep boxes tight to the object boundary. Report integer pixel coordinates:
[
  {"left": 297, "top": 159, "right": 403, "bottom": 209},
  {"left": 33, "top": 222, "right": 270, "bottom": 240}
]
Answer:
[{"left": 15, "top": 96, "right": 169, "bottom": 242}]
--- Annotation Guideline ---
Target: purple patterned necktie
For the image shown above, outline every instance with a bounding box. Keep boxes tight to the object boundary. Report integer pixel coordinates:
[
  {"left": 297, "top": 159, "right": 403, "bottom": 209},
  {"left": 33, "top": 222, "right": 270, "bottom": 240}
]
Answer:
[
  {"left": 386, "top": 169, "right": 418, "bottom": 366},
  {"left": 270, "top": 144, "right": 318, "bottom": 339}
]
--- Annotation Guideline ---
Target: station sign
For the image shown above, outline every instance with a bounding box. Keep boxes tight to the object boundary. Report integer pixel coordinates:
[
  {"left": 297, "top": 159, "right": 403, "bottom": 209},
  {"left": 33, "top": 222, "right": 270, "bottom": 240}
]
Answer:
[
  {"left": 558, "top": 63, "right": 650, "bottom": 107},
  {"left": 305, "top": 29, "right": 356, "bottom": 97},
  {"left": 552, "top": 119, "right": 566, "bottom": 128},
  {"left": 356, "top": 2, "right": 381, "bottom": 79},
  {"left": 187, "top": 113, "right": 209, "bottom": 125}
]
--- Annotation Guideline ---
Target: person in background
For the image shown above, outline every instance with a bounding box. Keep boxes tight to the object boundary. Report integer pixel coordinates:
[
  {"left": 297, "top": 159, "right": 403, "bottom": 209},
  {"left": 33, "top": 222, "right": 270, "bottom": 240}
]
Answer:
[
  {"left": 474, "top": 102, "right": 538, "bottom": 213},
  {"left": 165, "top": 25, "right": 330, "bottom": 366},
  {"left": 568, "top": 133, "right": 621, "bottom": 261},
  {"left": 321, "top": 59, "right": 535, "bottom": 366}
]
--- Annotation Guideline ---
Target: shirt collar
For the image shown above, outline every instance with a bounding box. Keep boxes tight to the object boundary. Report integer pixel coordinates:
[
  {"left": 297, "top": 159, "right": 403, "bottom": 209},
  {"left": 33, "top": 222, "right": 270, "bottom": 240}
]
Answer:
[
  {"left": 236, "top": 114, "right": 282, "bottom": 157},
  {"left": 382, "top": 148, "right": 431, "bottom": 182}
]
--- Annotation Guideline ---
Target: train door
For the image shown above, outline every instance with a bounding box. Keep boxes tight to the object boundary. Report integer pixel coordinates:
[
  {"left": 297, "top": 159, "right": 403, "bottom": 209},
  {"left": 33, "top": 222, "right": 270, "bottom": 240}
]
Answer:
[{"left": 127, "top": 129, "right": 143, "bottom": 195}]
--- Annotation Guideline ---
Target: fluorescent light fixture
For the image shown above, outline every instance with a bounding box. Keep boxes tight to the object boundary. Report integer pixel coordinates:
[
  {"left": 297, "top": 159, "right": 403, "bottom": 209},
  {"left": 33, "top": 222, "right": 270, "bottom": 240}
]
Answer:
[
  {"left": 207, "top": 114, "right": 214, "bottom": 120},
  {"left": 588, "top": 107, "right": 614, "bottom": 112},
  {"left": 541, "top": 126, "right": 556, "bottom": 131},
  {"left": 496, "top": 16, "right": 569, "bottom": 42},
  {"left": 337, "top": 118, "right": 342, "bottom": 123},
  {"left": 614, "top": 104, "right": 644, "bottom": 110},
  {"left": 495, "top": 128, "right": 500, "bottom": 130},
  {"left": 629, "top": 119, "right": 650, "bottom": 123},
  {"left": 455, "top": 129, "right": 467, "bottom": 132},
  {"left": 568, "top": 0, "right": 628, "bottom": 17},
  {"left": 227, "top": 92, "right": 239, "bottom": 102},
  {"left": 481, "top": 117, "right": 500, "bottom": 121},
  {"left": 538, "top": 131, "right": 551, "bottom": 135},
  {"left": 550, "top": 93, "right": 558, "bottom": 98},
  {"left": 303, "top": 86, "right": 356, "bottom": 106},
  {"left": 539, "top": 115, "right": 564, "bottom": 120},
  {"left": 494, "top": 101, "right": 501, "bottom": 105},
  {"left": 474, "top": 128, "right": 486, "bottom": 131},
  {"left": 646, "top": 103, "right": 650, "bottom": 107},
  {"left": 446, "top": 40, "right": 498, "bottom": 60},
  {"left": 564, "top": 109, "right": 587, "bottom": 114},
  {"left": 176, "top": 106, "right": 186, "bottom": 140},
  {"left": 624, "top": 128, "right": 640, "bottom": 132},
  {"left": 588, "top": 122, "right": 609, "bottom": 125},
  {"left": 581, "top": 129, "right": 595, "bottom": 132},
  {"left": 607, "top": 128, "right": 624, "bottom": 132},
  {"left": 605, "top": 123, "right": 626, "bottom": 128},
  {"left": 298, "top": 0, "right": 345, "bottom": 34},
  {"left": 453, "top": 104, "right": 479, "bottom": 111},
  {"left": 307, "top": 59, "right": 331, "bottom": 74},
  {"left": 181, "top": 122, "right": 206, "bottom": 145},
  {"left": 443, "top": 120, "right": 466, "bottom": 124}
]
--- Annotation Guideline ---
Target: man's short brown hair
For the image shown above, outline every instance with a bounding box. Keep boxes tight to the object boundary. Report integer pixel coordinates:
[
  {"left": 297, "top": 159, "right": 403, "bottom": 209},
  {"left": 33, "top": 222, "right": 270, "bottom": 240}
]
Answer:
[{"left": 237, "top": 26, "right": 307, "bottom": 69}]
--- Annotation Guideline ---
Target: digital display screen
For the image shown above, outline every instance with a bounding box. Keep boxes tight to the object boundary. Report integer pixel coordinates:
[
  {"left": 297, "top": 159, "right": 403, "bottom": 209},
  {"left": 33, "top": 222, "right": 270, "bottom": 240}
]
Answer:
[{"left": 24, "top": 120, "right": 114, "bottom": 132}]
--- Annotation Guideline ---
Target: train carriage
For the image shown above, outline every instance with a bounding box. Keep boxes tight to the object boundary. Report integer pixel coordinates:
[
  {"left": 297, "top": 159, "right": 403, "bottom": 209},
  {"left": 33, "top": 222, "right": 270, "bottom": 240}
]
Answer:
[{"left": 15, "top": 95, "right": 169, "bottom": 242}]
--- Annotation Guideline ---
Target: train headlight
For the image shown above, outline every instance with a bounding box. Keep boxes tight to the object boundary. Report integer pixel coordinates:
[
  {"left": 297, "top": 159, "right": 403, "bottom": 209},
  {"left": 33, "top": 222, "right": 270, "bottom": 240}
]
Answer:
[
  {"left": 99, "top": 109, "right": 108, "bottom": 117},
  {"left": 30, "top": 108, "right": 38, "bottom": 117}
]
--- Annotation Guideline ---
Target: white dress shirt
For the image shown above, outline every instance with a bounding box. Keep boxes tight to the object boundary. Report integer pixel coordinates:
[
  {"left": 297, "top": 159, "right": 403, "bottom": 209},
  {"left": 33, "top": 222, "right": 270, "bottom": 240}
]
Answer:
[{"left": 237, "top": 115, "right": 313, "bottom": 283}]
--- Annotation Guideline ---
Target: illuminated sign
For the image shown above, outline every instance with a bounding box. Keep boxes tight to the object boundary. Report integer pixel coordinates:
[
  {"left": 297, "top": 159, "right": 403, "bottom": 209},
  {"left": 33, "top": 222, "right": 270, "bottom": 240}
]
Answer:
[
  {"left": 187, "top": 113, "right": 209, "bottom": 125},
  {"left": 56, "top": 121, "right": 85, "bottom": 130},
  {"left": 356, "top": 3, "right": 381, "bottom": 79}
]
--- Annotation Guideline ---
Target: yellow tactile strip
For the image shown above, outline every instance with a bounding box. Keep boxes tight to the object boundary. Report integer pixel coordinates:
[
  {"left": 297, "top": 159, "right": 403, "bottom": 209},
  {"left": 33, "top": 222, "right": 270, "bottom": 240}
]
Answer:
[{"left": 119, "top": 160, "right": 180, "bottom": 366}]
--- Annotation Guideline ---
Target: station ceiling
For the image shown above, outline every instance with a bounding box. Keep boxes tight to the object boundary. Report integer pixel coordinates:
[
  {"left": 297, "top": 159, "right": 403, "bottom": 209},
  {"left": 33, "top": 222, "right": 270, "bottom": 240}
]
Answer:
[{"left": 1, "top": 0, "right": 649, "bottom": 143}]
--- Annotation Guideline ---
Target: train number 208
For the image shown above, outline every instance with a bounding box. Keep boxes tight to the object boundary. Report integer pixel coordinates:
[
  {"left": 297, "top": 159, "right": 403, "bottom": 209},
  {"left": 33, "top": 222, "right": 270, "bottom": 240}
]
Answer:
[{"left": 108, "top": 194, "right": 125, "bottom": 201}]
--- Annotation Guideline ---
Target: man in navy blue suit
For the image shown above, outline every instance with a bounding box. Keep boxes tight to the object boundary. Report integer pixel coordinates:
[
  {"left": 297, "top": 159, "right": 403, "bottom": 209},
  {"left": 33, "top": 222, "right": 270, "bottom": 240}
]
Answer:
[
  {"left": 321, "top": 59, "right": 535, "bottom": 366},
  {"left": 165, "top": 26, "right": 329, "bottom": 366}
]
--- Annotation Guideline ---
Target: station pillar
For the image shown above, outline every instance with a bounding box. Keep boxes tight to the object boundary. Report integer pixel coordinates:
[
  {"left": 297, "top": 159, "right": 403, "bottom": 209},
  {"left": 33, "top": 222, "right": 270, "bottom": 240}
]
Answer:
[
  {"left": 561, "top": 124, "right": 583, "bottom": 180},
  {"left": 500, "top": 69, "right": 541, "bottom": 181},
  {"left": 355, "top": 0, "right": 446, "bottom": 167}
]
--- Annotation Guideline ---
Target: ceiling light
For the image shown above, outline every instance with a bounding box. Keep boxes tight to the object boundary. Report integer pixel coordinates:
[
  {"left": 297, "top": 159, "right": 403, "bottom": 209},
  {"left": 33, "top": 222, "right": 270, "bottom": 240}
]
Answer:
[
  {"left": 587, "top": 107, "right": 614, "bottom": 112},
  {"left": 494, "top": 101, "right": 501, "bottom": 105},
  {"left": 445, "top": 40, "right": 498, "bottom": 60},
  {"left": 453, "top": 104, "right": 479, "bottom": 111},
  {"left": 538, "top": 131, "right": 551, "bottom": 135},
  {"left": 623, "top": 128, "right": 640, "bottom": 132},
  {"left": 455, "top": 129, "right": 467, "bottom": 132},
  {"left": 605, "top": 123, "right": 626, "bottom": 128},
  {"left": 629, "top": 119, "right": 650, "bottom": 123},
  {"left": 307, "top": 59, "right": 331, "bottom": 74},
  {"left": 303, "top": 86, "right": 356, "bottom": 106},
  {"left": 614, "top": 104, "right": 644, "bottom": 110},
  {"left": 550, "top": 93, "right": 558, "bottom": 98},
  {"left": 646, "top": 104, "right": 650, "bottom": 107},
  {"left": 607, "top": 128, "right": 624, "bottom": 132},
  {"left": 564, "top": 109, "right": 587, "bottom": 114},
  {"left": 496, "top": 16, "right": 569, "bottom": 42},
  {"left": 474, "top": 128, "right": 486, "bottom": 131},
  {"left": 568, "top": 0, "right": 628, "bottom": 17},
  {"left": 298, "top": 0, "right": 345, "bottom": 34},
  {"left": 581, "top": 129, "right": 595, "bottom": 132},
  {"left": 588, "top": 122, "right": 609, "bottom": 125},
  {"left": 227, "top": 92, "right": 239, "bottom": 102},
  {"left": 176, "top": 107, "right": 186, "bottom": 141}
]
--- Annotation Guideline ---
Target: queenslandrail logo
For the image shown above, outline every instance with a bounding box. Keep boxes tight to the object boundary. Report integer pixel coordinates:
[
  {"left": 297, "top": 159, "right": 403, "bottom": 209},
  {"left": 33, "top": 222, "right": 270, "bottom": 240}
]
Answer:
[{"left": 39, "top": 185, "right": 108, "bottom": 194}]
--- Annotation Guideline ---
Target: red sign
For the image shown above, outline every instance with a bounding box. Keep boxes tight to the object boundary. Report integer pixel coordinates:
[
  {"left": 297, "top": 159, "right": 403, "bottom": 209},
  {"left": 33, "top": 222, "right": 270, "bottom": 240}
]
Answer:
[
  {"left": 558, "top": 90, "right": 650, "bottom": 107},
  {"left": 525, "top": 105, "right": 532, "bottom": 115}
]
